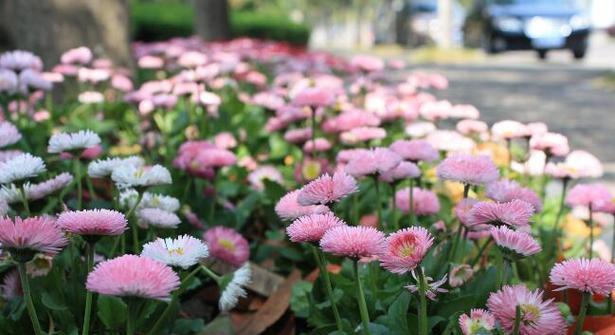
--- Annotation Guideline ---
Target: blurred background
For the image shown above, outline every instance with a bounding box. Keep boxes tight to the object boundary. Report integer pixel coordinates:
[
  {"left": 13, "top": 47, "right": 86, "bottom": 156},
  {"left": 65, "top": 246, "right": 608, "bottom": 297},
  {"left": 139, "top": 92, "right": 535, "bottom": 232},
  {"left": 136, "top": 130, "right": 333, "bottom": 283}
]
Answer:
[{"left": 1, "top": 0, "right": 614, "bottom": 176}]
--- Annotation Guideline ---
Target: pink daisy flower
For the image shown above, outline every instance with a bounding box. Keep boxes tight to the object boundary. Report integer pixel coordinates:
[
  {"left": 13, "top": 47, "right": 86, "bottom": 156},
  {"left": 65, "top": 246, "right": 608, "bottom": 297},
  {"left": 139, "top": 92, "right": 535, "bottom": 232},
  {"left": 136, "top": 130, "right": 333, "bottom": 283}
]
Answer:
[
  {"left": 57, "top": 209, "right": 127, "bottom": 237},
  {"left": 426, "top": 130, "right": 475, "bottom": 153},
  {"left": 468, "top": 200, "right": 534, "bottom": 229},
  {"left": 0, "top": 121, "right": 21, "bottom": 148},
  {"left": 344, "top": 148, "right": 402, "bottom": 178},
  {"left": 487, "top": 285, "right": 566, "bottom": 335},
  {"left": 395, "top": 187, "right": 440, "bottom": 216},
  {"left": 455, "top": 198, "right": 480, "bottom": 228},
  {"left": 486, "top": 179, "right": 542, "bottom": 212},
  {"left": 340, "top": 127, "right": 387, "bottom": 145},
  {"left": 350, "top": 55, "right": 385, "bottom": 72},
  {"left": 203, "top": 226, "right": 250, "bottom": 267},
  {"left": 529, "top": 132, "right": 569, "bottom": 157},
  {"left": 322, "top": 110, "right": 380, "bottom": 133},
  {"left": 456, "top": 119, "right": 488, "bottom": 136},
  {"left": 303, "top": 138, "right": 332, "bottom": 153},
  {"left": 320, "top": 225, "right": 385, "bottom": 259},
  {"left": 283, "top": 128, "right": 312, "bottom": 144},
  {"left": 292, "top": 87, "right": 334, "bottom": 108},
  {"left": 336, "top": 148, "right": 370, "bottom": 165},
  {"left": 565, "top": 183, "right": 612, "bottom": 209},
  {"left": 549, "top": 258, "right": 615, "bottom": 296},
  {"left": 379, "top": 161, "right": 421, "bottom": 183},
  {"left": 297, "top": 171, "right": 358, "bottom": 206},
  {"left": 286, "top": 213, "right": 346, "bottom": 243},
  {"left": 449, "top": 264, "right": 474, "bottom": 288},
  {"left": 389, "top": 139, "right": 439, "bottom": 162},
  {"left": 491, "top": 120, "right": 529, "bottom": 140},
  {"left": 458, "top": 309, "right": 496, "bottom": 335},
  {"left": 490, "top": 226, "right": 541, "bottom": 258},
  {"left": 546, "top": 150, "right": 603, "bottom": 179},
  {"left": 86, "top": 254, "right": 180, "bottom": 301},
  {"left": 436, "top": 154, "right": 499, "bottom": 186},
  {"left": 379, "top": 227, "right": 434, "bottom": 274},
  {"left": 0, "top": 216, "right": 68, "bottom": 257},
  {"left": 275, "top": 190, "right": 330, "bottom": 221}
]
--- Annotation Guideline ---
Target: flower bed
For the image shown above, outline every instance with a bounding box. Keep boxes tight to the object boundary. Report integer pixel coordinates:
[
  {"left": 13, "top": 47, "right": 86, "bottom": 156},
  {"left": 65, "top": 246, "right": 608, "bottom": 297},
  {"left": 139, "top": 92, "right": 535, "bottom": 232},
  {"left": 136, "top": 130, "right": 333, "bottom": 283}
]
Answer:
[{"left": 0, "top": 37, "right": 614, "bottom": 335}]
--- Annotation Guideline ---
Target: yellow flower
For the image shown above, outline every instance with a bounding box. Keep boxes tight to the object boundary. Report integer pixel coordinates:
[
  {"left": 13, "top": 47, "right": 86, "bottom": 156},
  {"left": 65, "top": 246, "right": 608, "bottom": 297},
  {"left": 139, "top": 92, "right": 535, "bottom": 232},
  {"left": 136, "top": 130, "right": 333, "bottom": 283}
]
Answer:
[
  {"left": 474, "top": 142, "right": 509, "bottom": 167},
  {"left": 562, "top": 214, "right": 601, "bottom": 238},
  {"left": 110, "top": 144, "right": 141, "bottom": 156}
]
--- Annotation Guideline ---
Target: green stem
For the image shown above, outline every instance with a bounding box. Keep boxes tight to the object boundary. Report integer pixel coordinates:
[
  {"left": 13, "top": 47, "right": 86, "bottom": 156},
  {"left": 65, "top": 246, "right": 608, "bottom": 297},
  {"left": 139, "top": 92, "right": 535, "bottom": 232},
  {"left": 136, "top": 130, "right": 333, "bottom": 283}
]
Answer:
[
  {"left": 463, "top": 183, "right": 470, "bottom": 199},
  {"left": 310, "top": 106, "right": 316, "bottom": 159},
  {"left": 574, "top": 292, "right": 590, "bottom": 335},
  {"left": 588, "top": 205, "right": 594, "bottom": 258},
  {"left": 552, "top": 178, "right": 569, "bottom": 248},
  {"left": 147, "top": 266, "right": 201, "bottom": 335},
  {"left": 512, "top": 305, "right": 521, "bottom": 335},
  {"left": 391, "top": 183, "right": 398, "bottom": 230},
  {"left": 126, "top": 299, "right": 138, "bottom": 335},
  {"left": 200, "top": 265, "right": 222, "bottom": 283},
  {"left": 127, "top": 192, "right": 144, "bottom": 254},
  {"left": 373, "top": 177, "right": 382, "bottom": 230},
  {"left": 19, "top": 183, "right": 30, "bottom": 216},
  {"left": 408, "top": 178, "right": 414, "bottom": 226},
  {"left": 17, "top": 262, "right": 43, "bottom": 335},
  {"left": 353, "top": 193, "right": 359, "bottom": 224},
  {"left": 311, "top": 246, "right": 343, "bottom": 332},
  {"left": 416, "top": 267, "right": 428, "bottom": 335},
  {"left": 82, "top": 242, "right": 95, "bottom": 335},
  {"left": 74, "top": 159, "right": 83, "bottom": 210},
  {"left": 470, "top": 237, "right": 492, "bottom": 267},
  {"left": 353, "top": 260, "right": 370, "bottom": 335},
  {"left": 85, "top": 175, "right": 97, "bottom": 201}
]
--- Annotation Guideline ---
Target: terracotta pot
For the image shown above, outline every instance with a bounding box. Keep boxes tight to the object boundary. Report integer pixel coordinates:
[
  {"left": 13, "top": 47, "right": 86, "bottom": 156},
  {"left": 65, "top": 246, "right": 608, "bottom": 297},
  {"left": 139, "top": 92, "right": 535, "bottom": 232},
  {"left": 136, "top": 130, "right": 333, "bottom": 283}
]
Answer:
[{"left": 567, "top": 315, "right": 615, "bottom": 335}]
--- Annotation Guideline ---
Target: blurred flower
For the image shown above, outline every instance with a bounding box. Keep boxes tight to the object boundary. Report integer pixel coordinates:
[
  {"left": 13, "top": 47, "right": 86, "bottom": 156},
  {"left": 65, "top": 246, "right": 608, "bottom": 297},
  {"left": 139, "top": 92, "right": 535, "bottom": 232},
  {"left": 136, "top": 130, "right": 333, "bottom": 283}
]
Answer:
[
  {"left": 395, "top": 187, "right": 440, "bottom": 216},
  {"left": 491, "top": 226, "right": 541, "bottom": 258},
  {"left": 0, "top": 270, "right": 21, "bottom": 299},
  {"left": 247, "top": 165, "right": 283, "bottom": 191},
  {"left": 436, "top": 154, "right": 499, "bottom": 186},
  {"left": 390, "top": 139, "right": 439, "bottom": 163},
  {"left": 545, "top": 150, "right": 603, "bottom": 179},
  {"left": 486, "top": 179, "right": 542, "bottom": 212},
  {"left": 60, "top": 46, "right": 92, "bottom": 65},
  {"left": 86, "top": 254, "right": 179, "bottom": 301},
  {"left": 491, "top": 120, "right": 529, "bottom": 140},
  {"left": 137, "top": 208, "right": 180, "bottom": 229},
  {"left": 48, "top": 130, "right": 101, "bottom": 154},
  {"left": 78, "top": 91, "right": 104, "bottom": 104},
  {"left": 350, "top": 55, "right": 384, "bottom": 72},
  {"left": 219, "top": 263, "right": 251, "bottom": 311},
  {"left": 292, "top": 86, "right": 334, "bottom": 107},
  {"left": 426, "top": 130, "right": 475, "bottom": 153},
  {"left": 456, "top": 119, "right": 488, "bottom": 136},
  {"left": 550, "top": 258, "right": 615, "bottom": 296},
  {"left": 26, "top": 253, "right": 53, "bottom": 278},
  {"left": 449, "top": 264, "right": 474, "bottom": 288},
  {"left": 0, "top": 216, "right": 67, "bottom": 257},
  {"left": 339, "top": 126, "right": 386, "bottom": 144},
  {"left": 303, "top": 138, "right": 332, "bottom": 153},
  {"left": 566, "top": 183, "right": 612, "bottom": 209},
  {"left": 0, "top": 153, "right": 46, "bottom": 185},
  {"left": 275, "top": 190, "right": 330, "bottom": 221},
  {"left": 88, "top": 156, "right": 144, "bottom": 178},
  {"left": 214, "top": 132, "right": 237, "bottom": 149},
  {"left": 0, "top": 122, "right": 21, "bottom": 148},
  {"left": 379, "top": 161, "right": 421, "bottom": 183},
  {"left": 111, "top": 164, "right": 171, "bottom": 189},
  {"left": 458, "top": 309, "right": 495, "bottom": 335},
  {"left": 345, "top": 147, "right": 402, "bottom": 178},
  {"left": 405, "top": 121, "right": 436, "bottom": 138},
  {"left": 529, "top": 132, "right": 569, "bottom": 157},
  {"left": 468, "top": 200, "right": 534, "bottom": 230},
  {"left": 0, "top": 50, "right": 43, "bottom": 72},
  {"left": 204, "top": 226, "right": 250, "bottom": 267}
]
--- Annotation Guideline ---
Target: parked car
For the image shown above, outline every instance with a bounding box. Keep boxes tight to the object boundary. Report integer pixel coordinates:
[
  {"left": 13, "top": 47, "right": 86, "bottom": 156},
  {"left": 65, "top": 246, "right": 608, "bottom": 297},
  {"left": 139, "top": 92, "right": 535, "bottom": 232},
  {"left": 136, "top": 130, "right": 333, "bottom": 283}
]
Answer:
[{"left": 463, "top": 0, "right": 592, "bottom": 59}]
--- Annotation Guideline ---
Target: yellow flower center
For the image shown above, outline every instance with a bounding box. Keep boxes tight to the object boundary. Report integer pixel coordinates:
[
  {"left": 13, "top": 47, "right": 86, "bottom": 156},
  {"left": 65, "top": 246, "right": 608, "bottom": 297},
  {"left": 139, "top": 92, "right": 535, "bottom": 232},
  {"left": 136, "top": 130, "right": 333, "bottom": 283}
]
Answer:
[
  {"left": 218, "top": 239, "right": 235, "bottom": 252},
  {"left": 520, "top": 304, "right": 540, "bottom": 323},
  {"left": 167, "top": 247, "right": 185, "bottom": 256},
  {"left": 395, "top": 241, "right": 416, "bottom": 258}
]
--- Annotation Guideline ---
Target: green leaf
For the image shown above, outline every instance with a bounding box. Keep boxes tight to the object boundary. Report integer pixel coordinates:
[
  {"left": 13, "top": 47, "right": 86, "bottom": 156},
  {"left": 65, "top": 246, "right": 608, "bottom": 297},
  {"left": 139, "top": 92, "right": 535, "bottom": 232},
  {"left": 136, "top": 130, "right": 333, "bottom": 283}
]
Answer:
[
  {"left": 41, "top": 292, "right": 68, "bottom": 311},
  {"left": 290, "top": 281, "right": 313, "bottom": 318},
  {"left": 376, "top": 291, "right": 410, "bottom": 335},
  {"left": 173, "top": 318, "right": 205, "bottom": 335},
  {"left": 97, "top": 295, "right": 127, "bottom": 329}
]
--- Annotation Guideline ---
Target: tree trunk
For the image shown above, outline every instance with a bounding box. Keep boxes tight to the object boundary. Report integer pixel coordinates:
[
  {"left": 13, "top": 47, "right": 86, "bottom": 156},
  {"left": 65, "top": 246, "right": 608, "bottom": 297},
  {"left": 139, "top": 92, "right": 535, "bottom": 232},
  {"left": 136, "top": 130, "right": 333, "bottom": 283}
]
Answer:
[
  {"left": 194, "top": 0, "right": 231, "bottom": 41},
  {"left": 0, "top": 0, "right": 132, "bottom": 69}
]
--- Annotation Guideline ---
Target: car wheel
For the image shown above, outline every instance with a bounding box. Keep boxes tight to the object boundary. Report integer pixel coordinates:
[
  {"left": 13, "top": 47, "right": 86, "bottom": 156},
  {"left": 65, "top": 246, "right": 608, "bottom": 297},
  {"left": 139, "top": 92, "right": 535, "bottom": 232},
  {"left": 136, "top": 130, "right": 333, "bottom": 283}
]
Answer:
[
  {"left": 537, "top": 50, "right": 548, "bottom": 60},
  {"left": 572, "top": 47, "right": 586, "bottom": 60}
]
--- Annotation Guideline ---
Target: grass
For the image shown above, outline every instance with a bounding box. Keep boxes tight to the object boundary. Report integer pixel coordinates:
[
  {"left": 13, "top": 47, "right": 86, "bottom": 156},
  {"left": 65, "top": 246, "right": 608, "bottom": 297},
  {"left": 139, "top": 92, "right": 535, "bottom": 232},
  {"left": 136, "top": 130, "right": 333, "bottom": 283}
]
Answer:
[{"left": 131, "top": 1, "right": 310, "bottom": 44}]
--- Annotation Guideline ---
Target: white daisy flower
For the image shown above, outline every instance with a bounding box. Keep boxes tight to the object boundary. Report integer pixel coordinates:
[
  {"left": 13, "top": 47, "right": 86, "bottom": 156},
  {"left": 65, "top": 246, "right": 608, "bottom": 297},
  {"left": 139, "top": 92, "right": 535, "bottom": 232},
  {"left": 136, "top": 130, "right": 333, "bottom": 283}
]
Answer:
[
  {"left": 141, "top": 235, "right": 209, "bottom": 269},
  {"left": 219, "top": 263, "right": 251, "bottom": 311},
  {"left": 0, "top": 122, "right": 22, "bottom": 148},
  {"left": 48, "top": 130, "right": 101, "bottom": 154},
  {"left": 0, "top": 198, "right": 8, "bottom": 216},
  {"left": 0, "top": 153, "right": 46, "bottom": 185},
  {"left": 120, "top": 189, "right": 180, "bottom": 212},
  {"left": 137, "top": 208, "right": 180, "bottom": 229},
  {"left": 0, "top": 173, "right": 73, "bottom": 204},
  {"left": 88, "top": 156, "right": 144, "bottom": 178},
  {"left": 111, "top": 164, "right": 172, "bottom": 189}
]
